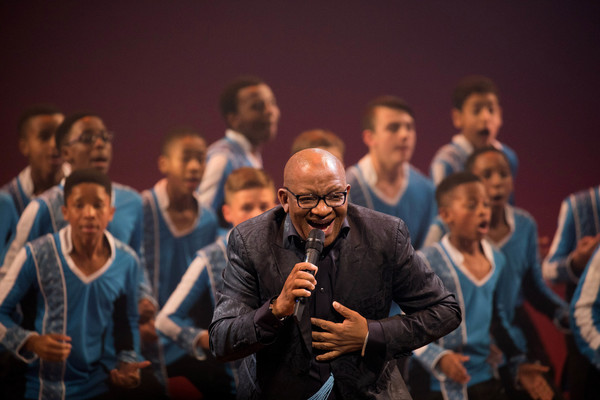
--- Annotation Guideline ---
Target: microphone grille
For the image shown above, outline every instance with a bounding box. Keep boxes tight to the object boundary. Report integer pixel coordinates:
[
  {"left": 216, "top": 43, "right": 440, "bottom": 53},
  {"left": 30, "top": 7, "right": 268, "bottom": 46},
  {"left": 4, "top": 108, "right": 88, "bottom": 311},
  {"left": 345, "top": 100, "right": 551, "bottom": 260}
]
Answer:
[{"left": 306, "top": 229, "right": 325, "bottom": 252}]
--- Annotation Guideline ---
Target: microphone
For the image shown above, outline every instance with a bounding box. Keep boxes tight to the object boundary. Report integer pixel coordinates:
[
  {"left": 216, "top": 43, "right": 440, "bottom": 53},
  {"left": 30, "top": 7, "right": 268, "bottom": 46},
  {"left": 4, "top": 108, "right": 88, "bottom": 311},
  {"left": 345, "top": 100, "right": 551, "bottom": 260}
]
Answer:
[{"left": 293, "top": 229, "right": 325, "bottom": 322}]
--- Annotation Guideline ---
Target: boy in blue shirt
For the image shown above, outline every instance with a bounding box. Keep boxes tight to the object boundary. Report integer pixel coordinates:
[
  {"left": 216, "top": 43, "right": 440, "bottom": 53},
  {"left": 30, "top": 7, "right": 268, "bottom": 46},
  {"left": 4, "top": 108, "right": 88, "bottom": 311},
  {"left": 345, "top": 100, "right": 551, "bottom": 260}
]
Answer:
[
  {"left": 2, "top": 105, "right": 66, "bottom": 215},
  {"left": 414, "top": 172, "right": 552, "bottom": 400},
  {"left": 429, "top": 76, "right": 518, "bottom": 188},
  {"left": 543, "top": 184, "right": 600, "bottom": 400},
  {"left": 423, "top": 148, "right": 568, "bottom": 396},
  {"left": 156, "top": 167, "right": 276, "bottom": 398},
  {"left": 570, "top": 244, "right": 600, "bottom": 399},
  {"left": 141, "top": 127, "right": 218, "bottom": 391},
  {"left": 199, "top": 76, "right": 280, "bottom": 221},
  {"left": 2, "top": 113, "right": 144, "bottom": 272},
  {"left": 1, "top": 105, "right": 65, "bottom": 266},
  {"left": 0, "top": 169, "right": 149, "bottom": 400},
  {"left": 346, "top": 95, "right": 436, "bottom": 249}
]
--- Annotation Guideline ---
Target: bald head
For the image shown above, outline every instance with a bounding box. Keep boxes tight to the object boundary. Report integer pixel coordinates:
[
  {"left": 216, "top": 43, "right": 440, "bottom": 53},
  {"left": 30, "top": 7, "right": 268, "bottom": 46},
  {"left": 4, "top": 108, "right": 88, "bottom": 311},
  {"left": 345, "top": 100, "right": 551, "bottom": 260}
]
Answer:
[
  {"left": 279, "top": 148, "right": 349, "bottom": 246},
  {"left": 283, "top": 148, "right": 345, "bottom": 188}
]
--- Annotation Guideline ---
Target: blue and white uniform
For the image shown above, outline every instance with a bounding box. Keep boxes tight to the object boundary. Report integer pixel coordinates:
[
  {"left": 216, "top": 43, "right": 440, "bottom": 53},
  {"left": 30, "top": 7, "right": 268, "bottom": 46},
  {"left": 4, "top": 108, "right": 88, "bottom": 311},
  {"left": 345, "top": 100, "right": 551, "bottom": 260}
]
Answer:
[
  {"left": 346, "top": 155, "right": 436, "bottom": 249},
  {"left": 543, "top": 185, "right": 600, "bottom": 285},
  {"left": 198, "top": 130, "right": 262, "bottom": 214},
  {"left": 429, "top": 134, "right": 518, "bottom": 187},
  {"left": 424, "top": 206, "right": 568, "bottom": 353},
  {"left": 2, "top": 180, "right": 144, "bottom": 274},
  {"left": 571, "top": 245, "right": 600, "bottom": 369},
  {"left": 155, "top": 235, "right": 236, "bottom": 394},
  {"left": 142, "top": 179, "right": 217, "bottom": 366},
  {"left": 155, "top": 236, "right": 227, "bottom": 357},
  {"left": 0, "top": 226, "right": 142, "bottom": 400},
  {"left": 0, "top": 191, "right": 18, "bottom": 265},
  {"left": 1, "top": 165, "right": 70, "bottom": 216},
  {"left": 414, "top": 236, "right": 524, "bottom": 399}
]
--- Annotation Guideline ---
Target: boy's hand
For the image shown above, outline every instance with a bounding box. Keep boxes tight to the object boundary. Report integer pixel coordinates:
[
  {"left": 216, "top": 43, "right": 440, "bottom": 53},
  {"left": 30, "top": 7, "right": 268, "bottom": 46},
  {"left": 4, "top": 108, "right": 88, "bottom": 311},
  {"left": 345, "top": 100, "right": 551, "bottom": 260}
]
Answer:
[
  {"left": 517, "top": 363, "right": 553, "bottom": 400},
  {"left": 138, "top": 298, "right": 158, "bottom": 343},
  {"left": 571, "top": 234, "right": 600, "bottom": 274},
  {"left": 438, "top": 352, "right": 470, "bottom": 384},
  {"left": 25, "top": 333, "right": 71, "bottom": 361},
  {"left": 110, "top": 360, "right": 151, "bottom": 388},
  {"left": 198, "top": 330, "right": 210, "bottom": 351},
  {"left": 486, "top": 343, "right": 503, "bottom": 367}
]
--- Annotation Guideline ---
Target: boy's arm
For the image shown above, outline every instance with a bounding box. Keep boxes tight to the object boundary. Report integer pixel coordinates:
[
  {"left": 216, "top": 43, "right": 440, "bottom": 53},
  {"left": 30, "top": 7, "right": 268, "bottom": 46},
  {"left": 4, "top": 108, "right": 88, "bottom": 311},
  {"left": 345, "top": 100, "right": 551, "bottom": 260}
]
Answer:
[
  {"left": 522, "top": 223, "right": 569, "bottom": 330},
  {"left": 0, "top": 247, "right": 42, "bottom": 362},
  {"left": 155, "top": 253, "right": 212, "bottom": 360},
  {"left": 1, "top": 200, "right": 45, "bottom": 274},
  {"left": 413, "top": 342, "right": 455, "bottom": 381},
  {"left": 570, "top": 247, "right": 600, "bottom": 369},
  {"left": 543, "top": 199, "right": 581, "bottom": 283},
  {"left": 422, "top": 217, "right": 448, "bottom": 248},
  {"left": 113, "top": 258, "right": 142, "bottom": 365},
  {"left": 430, "top": 156, "right": 453, "bottom": 186},
  {"left": 198, "top": 153, "right": 230, "bottom": 212}
]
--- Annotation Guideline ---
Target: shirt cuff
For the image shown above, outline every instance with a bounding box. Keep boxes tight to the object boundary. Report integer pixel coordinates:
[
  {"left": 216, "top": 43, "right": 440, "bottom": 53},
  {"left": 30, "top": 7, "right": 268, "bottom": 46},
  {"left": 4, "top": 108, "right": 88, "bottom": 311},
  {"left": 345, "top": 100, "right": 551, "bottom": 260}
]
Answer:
[
  {"left": 362, "top": 320, "right": 386, "bottom": 373},
  {"left": 253, "top": 297, "right": 286, "bottom": 344}
]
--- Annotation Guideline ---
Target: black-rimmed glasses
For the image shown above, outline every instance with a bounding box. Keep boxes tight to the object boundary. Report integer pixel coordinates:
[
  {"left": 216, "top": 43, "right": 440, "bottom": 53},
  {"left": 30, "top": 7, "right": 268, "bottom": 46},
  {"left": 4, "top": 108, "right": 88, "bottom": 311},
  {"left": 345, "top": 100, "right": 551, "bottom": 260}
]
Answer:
[
  {"left": 67, "top": 130, "right": 114, "bottom": 145},
  {"left": 283, "top": 187, "right": 347, "bottom": 209}
]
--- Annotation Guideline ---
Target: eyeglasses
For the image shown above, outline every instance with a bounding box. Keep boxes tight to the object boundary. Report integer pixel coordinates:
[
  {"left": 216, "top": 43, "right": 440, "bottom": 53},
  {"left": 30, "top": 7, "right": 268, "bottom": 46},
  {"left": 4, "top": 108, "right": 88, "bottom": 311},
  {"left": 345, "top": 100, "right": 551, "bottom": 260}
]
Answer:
[
  {"left": 67, "top": 130, "right": 114, "bottom": 145},
  {"left": 283, "top": 187, "right": 347, "bottom": 209}
]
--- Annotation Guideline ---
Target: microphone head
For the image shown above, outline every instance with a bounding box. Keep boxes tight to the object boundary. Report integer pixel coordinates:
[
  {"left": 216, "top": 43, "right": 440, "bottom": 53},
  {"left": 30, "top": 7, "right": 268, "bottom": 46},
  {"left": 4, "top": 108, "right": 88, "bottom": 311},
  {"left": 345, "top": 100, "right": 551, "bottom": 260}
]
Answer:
[{"left": 306, "top": 229, "right": 325, "bottom": 253}]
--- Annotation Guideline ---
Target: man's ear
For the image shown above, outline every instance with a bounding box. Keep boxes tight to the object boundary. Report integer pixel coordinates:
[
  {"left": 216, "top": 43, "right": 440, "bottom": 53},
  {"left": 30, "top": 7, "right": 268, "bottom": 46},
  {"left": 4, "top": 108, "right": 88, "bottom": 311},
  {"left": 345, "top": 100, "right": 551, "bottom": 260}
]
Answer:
[
  {"left": 451, "top": 108, "right": 463, "bottom": 130},
  {"left": 18, "top": 138, "right": 29, "bottom": 157},
  {"left": 362, "top": 129, "right": 374, "bottom": 148},
  {"left": 226, "top": 112, "right": 238, "bottom": 131},
  {"left": 439, "top": 206, "right": 452, "bottom": 225},
  {"left": 222, "top": 204, "right": 232, "bottom": 224},
  {"left": 277, "top": 188, "right": 290, "bottom": 213},
  {"left": 158, "top": 155, "right": 169, "bottom": 175},
  {"left": 61, "top": 205, "right": 68, "bottom": 220}
]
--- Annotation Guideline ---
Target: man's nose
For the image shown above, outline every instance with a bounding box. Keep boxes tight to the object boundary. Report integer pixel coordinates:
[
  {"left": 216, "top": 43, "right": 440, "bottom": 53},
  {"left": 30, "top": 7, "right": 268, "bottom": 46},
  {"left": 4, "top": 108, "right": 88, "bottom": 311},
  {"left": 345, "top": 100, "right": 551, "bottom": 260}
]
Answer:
[{"left": 310, "top": 198, "right": 332, "bottom": 215}]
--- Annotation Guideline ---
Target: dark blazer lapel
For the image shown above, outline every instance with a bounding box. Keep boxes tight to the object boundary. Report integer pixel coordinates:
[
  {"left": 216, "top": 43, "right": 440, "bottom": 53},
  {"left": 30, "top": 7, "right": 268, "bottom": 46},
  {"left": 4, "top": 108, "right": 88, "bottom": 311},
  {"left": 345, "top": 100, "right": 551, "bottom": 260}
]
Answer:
[{"left": 333, "top": 230, "right": 364, "bottom": 310}]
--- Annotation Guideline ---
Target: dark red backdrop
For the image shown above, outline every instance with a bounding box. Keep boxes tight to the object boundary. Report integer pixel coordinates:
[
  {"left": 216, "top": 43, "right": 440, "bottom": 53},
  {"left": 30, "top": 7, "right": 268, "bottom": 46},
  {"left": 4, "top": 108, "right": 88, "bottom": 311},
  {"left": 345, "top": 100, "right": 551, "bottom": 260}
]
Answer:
[{"left": 1, "top": 0, "right": 599, "bottom": 382}]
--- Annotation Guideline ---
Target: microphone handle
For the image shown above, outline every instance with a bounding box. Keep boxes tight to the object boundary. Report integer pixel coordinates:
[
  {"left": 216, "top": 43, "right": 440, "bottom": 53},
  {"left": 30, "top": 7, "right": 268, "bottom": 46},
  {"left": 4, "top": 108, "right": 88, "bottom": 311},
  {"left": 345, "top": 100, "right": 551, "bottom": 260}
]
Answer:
[{"left": 293, "top": 249, "right": 319, "bottom": 321}]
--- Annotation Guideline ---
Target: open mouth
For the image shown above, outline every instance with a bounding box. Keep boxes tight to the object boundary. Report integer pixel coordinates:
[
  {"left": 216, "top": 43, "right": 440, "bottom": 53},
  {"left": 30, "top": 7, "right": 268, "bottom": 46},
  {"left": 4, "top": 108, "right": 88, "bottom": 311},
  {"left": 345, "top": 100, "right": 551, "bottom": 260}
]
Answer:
[
  {"left": 478, "top": 220, "right": 490, "bottom": 234},
  {"left": 90, "top": 156, "right": 109, "bottom": 169},
  {"left": 477, "top": 128, "right": 490, "bottom": 137},
  {"left": 308, "top": 219, "right": 333, "bottom": 232}
]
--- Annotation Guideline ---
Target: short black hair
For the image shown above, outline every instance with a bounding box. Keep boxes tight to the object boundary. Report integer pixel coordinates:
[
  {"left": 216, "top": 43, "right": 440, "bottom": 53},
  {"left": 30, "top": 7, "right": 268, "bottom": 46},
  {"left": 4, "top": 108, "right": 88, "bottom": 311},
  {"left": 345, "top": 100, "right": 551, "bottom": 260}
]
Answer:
[
  {"left": 55, "top": 112, "right": 100, "bottom": 148},
  {"left": 17, "top": 104, "right": 62, "bottom": 140},
  {"left": 64, "top": 168, "right": 112, "bottom": 201},
  {"left": 435, "top": 172, "right": 481, "bottom": 209},
  {"left": 290, "top": 129, "right": 345, "bottom": 157},
  {"left": 219, "top": 76, "right": 265, "bottom": 120},
  {"left": 160, "top": 126, "right": 205, "bottom": 156},
  {"left": 362, "top": 95, "right": 415, "bottom": 131},
  {"left": 465, "top": 146, "right": 510, "bottom": 172},
  {"left": 452, "top": 75, "right": 499, "bottom": 110}
]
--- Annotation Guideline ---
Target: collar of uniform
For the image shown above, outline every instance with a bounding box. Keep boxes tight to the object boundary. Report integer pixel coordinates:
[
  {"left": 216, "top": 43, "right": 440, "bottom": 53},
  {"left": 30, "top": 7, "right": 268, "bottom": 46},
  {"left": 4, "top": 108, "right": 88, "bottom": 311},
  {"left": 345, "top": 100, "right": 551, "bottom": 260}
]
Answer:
[
  {"left": 225, "top": 129, "right": 262, "bottom": 165},
  {"left": 152, "top": 178, "right": 203, "bottom": 237},
  {"left": 357, "top": 154, "right": 410, "bottom": 205},
  {"left": 453, "top": 134, "right": 504, "bottom": 154},
  {"left": 441, "top": 234, "right": 496, "bottom": 286},
  {"left": 60, "top": 224, "right": 116, "bottom": 283},
  {"left": 487, "top": 204, "right": 516, "bottom": 248}
]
